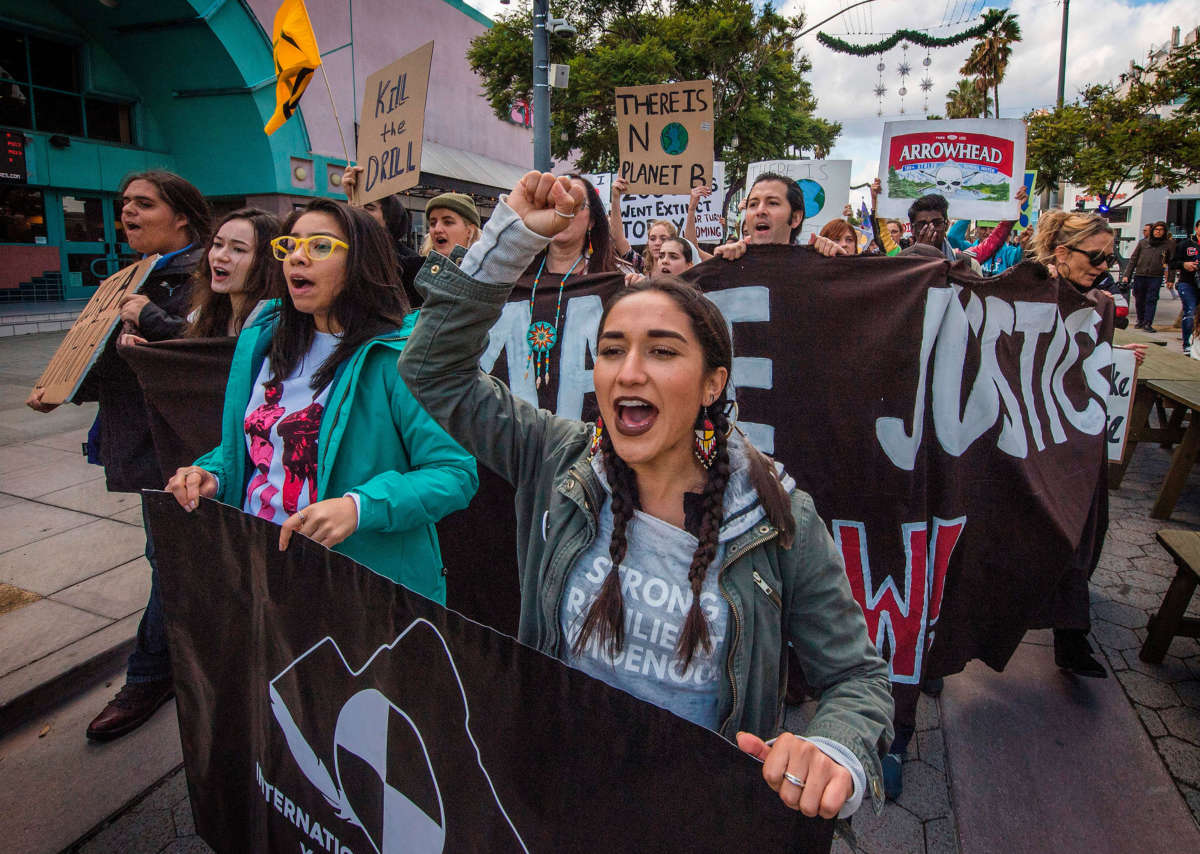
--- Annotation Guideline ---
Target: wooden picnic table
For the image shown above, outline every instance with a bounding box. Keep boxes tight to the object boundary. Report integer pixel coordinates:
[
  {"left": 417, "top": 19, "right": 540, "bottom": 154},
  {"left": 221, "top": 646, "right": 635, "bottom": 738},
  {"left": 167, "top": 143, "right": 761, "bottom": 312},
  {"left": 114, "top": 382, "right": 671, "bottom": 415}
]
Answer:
[
  {"left": 1108, "top": 337, "right": 1200, "bottom": 492},
  {"left": 1147, "top": 379, "right": 1200, "bottom": 519}
]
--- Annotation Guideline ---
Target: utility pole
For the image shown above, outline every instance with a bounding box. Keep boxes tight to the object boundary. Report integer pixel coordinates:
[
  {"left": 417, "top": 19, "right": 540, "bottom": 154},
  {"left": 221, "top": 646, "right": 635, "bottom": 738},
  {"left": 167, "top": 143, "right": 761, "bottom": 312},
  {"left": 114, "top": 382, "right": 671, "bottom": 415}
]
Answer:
[
  {"left": 1056, "top": 0, "right": 1070, "bottom": 108},
  {"left": 532, "top": 0, "right": 550, "bottom": 171}
]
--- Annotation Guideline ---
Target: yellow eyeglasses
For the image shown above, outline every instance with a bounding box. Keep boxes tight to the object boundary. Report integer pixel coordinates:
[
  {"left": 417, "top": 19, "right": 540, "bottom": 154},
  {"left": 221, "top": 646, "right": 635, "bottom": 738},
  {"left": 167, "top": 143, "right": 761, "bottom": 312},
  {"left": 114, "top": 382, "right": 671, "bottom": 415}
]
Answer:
[{"left": 270, "top": 235, "right": 349, "bottom": 261}]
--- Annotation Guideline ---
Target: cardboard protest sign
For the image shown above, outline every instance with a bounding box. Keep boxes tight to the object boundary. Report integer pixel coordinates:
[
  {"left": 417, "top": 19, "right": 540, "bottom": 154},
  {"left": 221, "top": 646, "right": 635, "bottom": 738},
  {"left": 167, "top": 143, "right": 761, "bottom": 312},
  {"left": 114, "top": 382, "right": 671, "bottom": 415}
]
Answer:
[
  {"left": 146, "top": 493, "right": 831, "bottom": 853},
  {"left": 585, "top": 162, "right": 727, "bottom": 244},
  {"left": 615, "top": 80, "right": 714, "bottom": 194},
  {"left": 354, "top": 41, "right": 433, "bottom": 206},
  {"left": 30, "top": 255, "right": 159, "bottom": 405},
  {"left": 878, "top": 119, "right": 1027, "bottom": 221},
  {"left": 1107, "top": 347, "right": 1138, "bottom": 463},
  {"left": 744, "top": 160, "right": 852, "bottom": 241}
]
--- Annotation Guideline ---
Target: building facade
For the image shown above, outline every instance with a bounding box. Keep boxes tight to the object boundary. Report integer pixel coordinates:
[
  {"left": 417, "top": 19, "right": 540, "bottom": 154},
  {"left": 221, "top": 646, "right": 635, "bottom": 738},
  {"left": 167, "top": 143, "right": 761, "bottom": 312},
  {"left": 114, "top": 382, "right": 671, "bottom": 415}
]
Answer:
[{"left": 0, "top": 0, "right": 531, "bottom": 304}]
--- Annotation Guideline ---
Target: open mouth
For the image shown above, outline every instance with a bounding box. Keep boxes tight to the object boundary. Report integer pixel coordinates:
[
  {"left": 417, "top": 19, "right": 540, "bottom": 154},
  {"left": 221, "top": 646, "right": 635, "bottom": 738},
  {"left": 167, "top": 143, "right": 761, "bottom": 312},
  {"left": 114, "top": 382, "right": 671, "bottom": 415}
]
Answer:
[
  {"left": 613, "top": 397, "right": 658, "bottom": 436},
  {"left": 288, "top": 274, "right": 315, "bottom": 295},
  {"left": 432, "top": 236, "right": 450, "bottom": 250},
  {"left": 211, "top": 266, "right": 230, "bottom": 283}
]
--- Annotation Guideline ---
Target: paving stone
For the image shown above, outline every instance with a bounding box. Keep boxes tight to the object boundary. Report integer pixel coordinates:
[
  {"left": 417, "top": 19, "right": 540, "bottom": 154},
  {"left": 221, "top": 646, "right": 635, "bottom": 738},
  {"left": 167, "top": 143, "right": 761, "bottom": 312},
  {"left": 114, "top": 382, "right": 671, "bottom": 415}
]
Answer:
[
  {"left": 1096, "top": 554, "right": 1134, "bottom": 574},
  {"left": 1108, "top": 525, "right": 1157, "bottom": 546},
  {"left": 1160, "top": 707, "right": 1200, "bottom": 747},
  {"left": 1110, "top": 587, "right": 1172, "bottom": 612},
  {"left": 50, "top": 557, "right": 151, "bottom": 621},
  {"left": 36, "top": 477, "right": 139, "bottom": 518},
  {"left": 1178, "top": 680, "right": 1200, "bottom": 710},
  {"left": 136, "top": 768, "right": 189, "bottom": 813},
  {"left": 77, "top": 807, "right": 175, "bottom": 854},
  {"left": 1182, "top": 785, "right": 1200, "bottom": 828},
  {"left": 924, "top": 816, "right": 958, "bottom": 854},
  {"left": 1105, "top": 538, "right": 1148, "bottom": 559},
  {"left": 1128, "top": 559, "right": 1178, "bottom": 583},
  {"left": 893, "top": 759, "right": 951, "bottom": 821},
  {"left": 1092, "top": 599, "right": 1149, "bottom": 630},
  {"left": 848, "top": 799, "right": 926, "bottom": 854},
  {"left": 1091, "top": 618, "right": 1142, "bottom": 651},
  {"left": 1116, "top": 669, "right": 1181, "bottom": 709},
  {"left": 916, "top": 727, "right": 946, "bottom": 773},
  {"left": 1121, "top": 649, "right": 1197, "bottom": 684},
  {"left": 1135, "top": 703, "right": 1169, "bottom": 737},
  {"left": 172, "top": 796, "right": 196, "bottom": 837},
  {"left": 161, "top": 839, "right": 214, "bottom": 853},
  {"left": 0, "top": 441, "right": 77, "bottom": 475},
  {"left": 0, "top": 518, "right": 145, "bottom": 596},
  {"left": 1167, "top": 636, "right": 1200, "bottom": 659},
  {"left": 0, "top": 598, "right": 109, "bottom": 678},
  {"left": 0, "top": 498, "right": 95, "bottom": 554},
  {"left": 110, "top": 503, "right": 144, "bottom": 527},
  {"left": 1158, "top": 736, "right": 1200, "bottom": 788},
  {"left": 915, "top": 693, "right": 940, "bottom": 731},
  {"left": 1121, "top": 515, "right": 1187, "bottom": 535},
  {"left": 0, "top": 455, "right": 105, "bottom": 500}
]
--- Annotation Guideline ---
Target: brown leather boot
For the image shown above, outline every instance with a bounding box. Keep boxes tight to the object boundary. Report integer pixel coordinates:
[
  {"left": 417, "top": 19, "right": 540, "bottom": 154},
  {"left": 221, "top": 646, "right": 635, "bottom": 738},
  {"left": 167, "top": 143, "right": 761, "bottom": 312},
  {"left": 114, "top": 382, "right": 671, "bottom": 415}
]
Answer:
[{"left": 85, "top": 678, "right": 175, "bottom": 741}]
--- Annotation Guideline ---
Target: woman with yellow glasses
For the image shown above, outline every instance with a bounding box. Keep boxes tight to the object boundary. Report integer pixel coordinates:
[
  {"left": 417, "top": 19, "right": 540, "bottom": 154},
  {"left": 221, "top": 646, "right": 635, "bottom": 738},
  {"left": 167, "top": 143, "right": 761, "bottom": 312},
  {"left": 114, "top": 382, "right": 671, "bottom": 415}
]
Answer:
[{"left": 165, "top": 198, "right": 477, "bottom": 600}]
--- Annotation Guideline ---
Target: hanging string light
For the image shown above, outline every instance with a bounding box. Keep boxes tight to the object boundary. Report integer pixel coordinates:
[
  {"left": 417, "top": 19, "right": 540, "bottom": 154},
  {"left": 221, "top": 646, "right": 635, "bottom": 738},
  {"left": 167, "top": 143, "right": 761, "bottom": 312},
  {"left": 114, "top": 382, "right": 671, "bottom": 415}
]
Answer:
[
  {"left": 875, "top": 60, "right": 886, "bottom": 116},
  {"left": 897, "top": 47, "right": 911, "bottom": 114}
]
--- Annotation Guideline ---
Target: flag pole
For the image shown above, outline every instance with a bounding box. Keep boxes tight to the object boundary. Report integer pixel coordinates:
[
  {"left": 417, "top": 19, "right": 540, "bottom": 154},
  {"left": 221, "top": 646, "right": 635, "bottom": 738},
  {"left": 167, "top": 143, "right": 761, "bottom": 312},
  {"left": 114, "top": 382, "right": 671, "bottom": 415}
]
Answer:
[{"left": 319, "top": 63, "right": 353, "bottom": 166}]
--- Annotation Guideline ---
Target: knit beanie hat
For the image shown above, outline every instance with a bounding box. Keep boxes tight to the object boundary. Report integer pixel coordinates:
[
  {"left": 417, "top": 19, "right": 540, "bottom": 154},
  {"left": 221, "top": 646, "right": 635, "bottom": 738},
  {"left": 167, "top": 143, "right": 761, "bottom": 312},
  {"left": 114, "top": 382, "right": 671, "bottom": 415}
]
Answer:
[{"left": 425, "top": 193, "right": 480, "bottom": 228}]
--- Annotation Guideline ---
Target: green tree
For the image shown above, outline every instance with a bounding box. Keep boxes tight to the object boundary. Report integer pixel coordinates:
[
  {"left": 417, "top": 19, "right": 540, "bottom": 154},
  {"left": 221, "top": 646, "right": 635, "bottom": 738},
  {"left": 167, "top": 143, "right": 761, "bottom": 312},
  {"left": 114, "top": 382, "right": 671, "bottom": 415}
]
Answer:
[
  {"left": 1026, "top": 56, "right": 1200, "bottom": 210},
  {"left": 959, "top": 10, "right": 1022, "bottom": 118},
  {"left": 467, "top": 0, "right": 839, "bottom": 186},
  {"left": 944, "top": 78, "right": 992, "bottom": 119}
]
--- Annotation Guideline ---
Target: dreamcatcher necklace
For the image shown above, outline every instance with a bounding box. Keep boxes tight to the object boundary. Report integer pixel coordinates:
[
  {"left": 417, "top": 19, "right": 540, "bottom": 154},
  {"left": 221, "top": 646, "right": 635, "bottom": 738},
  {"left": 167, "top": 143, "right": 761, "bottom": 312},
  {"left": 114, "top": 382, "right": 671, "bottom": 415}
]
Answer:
[{"left": 526, "top": 250, "right": 587, "bottom": 388}]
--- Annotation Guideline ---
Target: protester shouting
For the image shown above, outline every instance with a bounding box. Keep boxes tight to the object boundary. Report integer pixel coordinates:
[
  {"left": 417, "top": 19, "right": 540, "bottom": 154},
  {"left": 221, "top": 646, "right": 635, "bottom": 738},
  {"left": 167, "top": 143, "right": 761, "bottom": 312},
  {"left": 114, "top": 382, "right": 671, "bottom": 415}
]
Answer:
[
  {"left": 175, "top": 208, "right": 283, "bottom": 338},
  {"left": 26, "top": 170, "right": 210, "bottom": 742},
  {"left": 341, "top": 164, "right": 425, "bottom": 307},
  {"left": 420, "top": 192, "right": 482, "bottom": 259},
  {"left": 165, "top": 198, "right": 477, "bottom": 602},
  {"left": 658, "top": 236, "right": 696, "bottom": 275},
  {"left": 1030, "top": 210, "right": 1145, "bottom": 680},
  {"left": 714, "top": 172, "right": 849, "bottom": 260},
  {"left": 1124, "top": 221, "right": 1175, "bottom": 332},
  {"left": 398, "top": 171, "right": 894, "bottom": 821}
]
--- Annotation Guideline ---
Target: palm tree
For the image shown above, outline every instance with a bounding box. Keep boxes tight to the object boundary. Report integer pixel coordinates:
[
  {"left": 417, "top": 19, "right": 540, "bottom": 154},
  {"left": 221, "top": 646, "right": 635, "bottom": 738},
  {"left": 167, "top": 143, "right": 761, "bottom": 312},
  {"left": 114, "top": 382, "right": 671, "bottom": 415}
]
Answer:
[
  {"left": 960, "top": 11, "right": 1022, "bottom": 118},
  {"left": 945, "top": 78, "right": 992, "bottom": 119}
]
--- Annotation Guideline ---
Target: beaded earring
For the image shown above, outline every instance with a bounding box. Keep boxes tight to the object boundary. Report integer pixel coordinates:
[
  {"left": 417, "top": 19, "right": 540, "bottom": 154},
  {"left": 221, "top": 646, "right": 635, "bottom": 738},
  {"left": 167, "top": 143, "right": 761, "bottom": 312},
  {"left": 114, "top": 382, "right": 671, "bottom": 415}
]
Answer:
[
  {"left": 694, "top": 406, "right": 717, "bottom": 469},
  {"left": 588, "top": 417, "right": 604, "bottom": 460}
]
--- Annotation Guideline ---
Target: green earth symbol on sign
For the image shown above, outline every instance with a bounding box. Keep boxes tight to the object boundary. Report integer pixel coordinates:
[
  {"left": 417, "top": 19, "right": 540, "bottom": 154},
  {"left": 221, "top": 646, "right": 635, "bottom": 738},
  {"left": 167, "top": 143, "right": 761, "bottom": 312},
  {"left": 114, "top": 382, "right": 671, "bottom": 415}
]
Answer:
[
  {"left": 798, "top": 179, "right": 826, "bottom": 217},
  {"left": 660, "top": 122, "right": 688, "bottom": 155}
]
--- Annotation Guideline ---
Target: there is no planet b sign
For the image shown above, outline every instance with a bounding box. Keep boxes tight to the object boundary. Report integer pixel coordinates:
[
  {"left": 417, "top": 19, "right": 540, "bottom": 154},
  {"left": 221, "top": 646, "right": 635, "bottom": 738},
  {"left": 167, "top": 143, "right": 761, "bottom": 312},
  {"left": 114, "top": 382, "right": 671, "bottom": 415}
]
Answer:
[{"left": 615, "top": 80, "right": 714, "bottom": 194}]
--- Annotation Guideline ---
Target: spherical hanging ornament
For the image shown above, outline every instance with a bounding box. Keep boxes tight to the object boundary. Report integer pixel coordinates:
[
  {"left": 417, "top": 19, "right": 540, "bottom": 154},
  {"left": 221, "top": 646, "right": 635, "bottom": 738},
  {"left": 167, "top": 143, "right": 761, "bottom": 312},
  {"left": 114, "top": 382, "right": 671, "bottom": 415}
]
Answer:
[
  {"left": 899, "top": 86, "right": 907, "bottom": 96},
  {"left": 877, "top": 62, "right": 886, "bottom": 72},
  {"left": 923, "top": 56, "right": 932, "bottom": 67}
]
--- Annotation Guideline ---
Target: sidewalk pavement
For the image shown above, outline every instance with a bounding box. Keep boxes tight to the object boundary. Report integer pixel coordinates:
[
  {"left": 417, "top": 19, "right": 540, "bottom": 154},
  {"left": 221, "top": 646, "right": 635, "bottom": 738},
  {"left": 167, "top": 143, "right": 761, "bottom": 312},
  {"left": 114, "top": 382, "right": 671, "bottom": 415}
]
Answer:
[{"left": 3, "top": 320, "right": 1200, "bottom": 851}]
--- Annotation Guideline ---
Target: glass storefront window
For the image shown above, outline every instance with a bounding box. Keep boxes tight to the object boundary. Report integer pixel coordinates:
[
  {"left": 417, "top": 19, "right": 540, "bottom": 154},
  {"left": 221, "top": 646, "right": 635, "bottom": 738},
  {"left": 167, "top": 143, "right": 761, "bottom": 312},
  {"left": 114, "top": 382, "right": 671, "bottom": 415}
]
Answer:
[
  {"left": 0, "top": 25, "right": 134, "bottom": 145},
  {"left": 86, "top": 99, "right": 132, "bottom": 144},
  {"left": 34, "top": 89, "right": 83, "bottom": 137},
  {"left": 0, "top": 186, "right": 47, "bottom": 243},
  {"left": 62, "top": 195, "right": 105, "bottom": 242}
]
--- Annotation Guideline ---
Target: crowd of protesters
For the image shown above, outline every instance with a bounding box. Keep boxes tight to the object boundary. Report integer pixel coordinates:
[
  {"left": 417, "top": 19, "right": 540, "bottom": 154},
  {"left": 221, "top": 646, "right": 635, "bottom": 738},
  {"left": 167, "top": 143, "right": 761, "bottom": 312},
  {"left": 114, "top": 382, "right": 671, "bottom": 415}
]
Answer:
[{"left": 22, "top": 151, "right": 1187, "bottom": 827}]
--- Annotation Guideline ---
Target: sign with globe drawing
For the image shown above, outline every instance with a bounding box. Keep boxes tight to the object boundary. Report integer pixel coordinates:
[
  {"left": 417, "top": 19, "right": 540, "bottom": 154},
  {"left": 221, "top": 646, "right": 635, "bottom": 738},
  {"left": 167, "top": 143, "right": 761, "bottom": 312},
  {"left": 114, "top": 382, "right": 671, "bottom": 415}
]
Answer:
[
  {"left": 745, "top": 159, "right": 852, "bottom": 242},
  {"left": 615, "top": 80, "right": 714, "bottom": 194}
]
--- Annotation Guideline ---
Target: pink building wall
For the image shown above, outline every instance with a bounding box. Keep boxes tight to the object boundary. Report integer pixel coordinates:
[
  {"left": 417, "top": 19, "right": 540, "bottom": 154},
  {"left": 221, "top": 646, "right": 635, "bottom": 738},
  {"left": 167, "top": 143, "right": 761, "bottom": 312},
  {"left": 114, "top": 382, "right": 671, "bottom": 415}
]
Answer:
[{"left": 247, "top": 0, "right": 532, "bottom": 172}]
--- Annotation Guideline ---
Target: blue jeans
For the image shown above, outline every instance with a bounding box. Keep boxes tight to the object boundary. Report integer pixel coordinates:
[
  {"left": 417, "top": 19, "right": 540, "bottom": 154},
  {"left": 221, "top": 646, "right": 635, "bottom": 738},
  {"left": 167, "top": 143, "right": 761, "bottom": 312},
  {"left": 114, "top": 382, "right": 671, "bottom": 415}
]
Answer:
[
  {"left": 1178, "top": 280, "right": 1198, "bottom": 349},
  {"left": 126, "top": 522, "right": 172, "bottom": 683},
  {"left": 1132, "top": 275, "right": 1162, "bottom": 326}
]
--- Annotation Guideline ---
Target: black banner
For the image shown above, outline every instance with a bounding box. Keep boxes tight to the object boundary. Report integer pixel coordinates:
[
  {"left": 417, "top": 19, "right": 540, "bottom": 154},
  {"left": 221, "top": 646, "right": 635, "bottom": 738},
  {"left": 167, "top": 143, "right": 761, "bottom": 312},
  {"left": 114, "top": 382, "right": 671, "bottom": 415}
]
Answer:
[{"left": 146, "top": 493, "right": 827, "bottom": 853}]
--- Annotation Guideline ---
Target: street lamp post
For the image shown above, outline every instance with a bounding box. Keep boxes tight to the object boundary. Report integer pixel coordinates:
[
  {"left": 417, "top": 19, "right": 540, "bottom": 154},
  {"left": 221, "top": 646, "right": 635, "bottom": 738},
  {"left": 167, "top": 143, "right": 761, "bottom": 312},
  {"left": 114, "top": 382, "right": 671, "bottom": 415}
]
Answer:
[{"left": 532, "top": 0, "right": 551, "bottom": 171}]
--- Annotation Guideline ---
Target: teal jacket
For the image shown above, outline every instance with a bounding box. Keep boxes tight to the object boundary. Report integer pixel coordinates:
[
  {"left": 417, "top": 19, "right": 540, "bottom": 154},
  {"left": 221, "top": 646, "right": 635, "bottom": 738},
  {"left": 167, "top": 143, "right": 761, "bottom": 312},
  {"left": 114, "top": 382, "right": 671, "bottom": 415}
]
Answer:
[{"left": 194, "top": 302, "right": 477, "bottom": 601}]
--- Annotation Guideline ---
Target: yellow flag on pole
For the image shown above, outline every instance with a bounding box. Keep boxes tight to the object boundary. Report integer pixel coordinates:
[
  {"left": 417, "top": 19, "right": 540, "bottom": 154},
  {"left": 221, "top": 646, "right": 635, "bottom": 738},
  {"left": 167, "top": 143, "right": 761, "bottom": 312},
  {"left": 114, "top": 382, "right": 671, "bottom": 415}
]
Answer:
[{"left": 264, "top": 0, "right": 321, "bottom": 135}]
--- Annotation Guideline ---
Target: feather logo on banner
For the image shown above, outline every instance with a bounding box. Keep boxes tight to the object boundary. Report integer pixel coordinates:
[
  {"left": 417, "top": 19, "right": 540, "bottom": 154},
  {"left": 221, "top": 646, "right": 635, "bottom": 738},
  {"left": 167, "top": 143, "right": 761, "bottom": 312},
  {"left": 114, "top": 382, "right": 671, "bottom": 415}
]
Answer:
[{"left": 264, "top": 0, "right": 322, "bottom": 135}]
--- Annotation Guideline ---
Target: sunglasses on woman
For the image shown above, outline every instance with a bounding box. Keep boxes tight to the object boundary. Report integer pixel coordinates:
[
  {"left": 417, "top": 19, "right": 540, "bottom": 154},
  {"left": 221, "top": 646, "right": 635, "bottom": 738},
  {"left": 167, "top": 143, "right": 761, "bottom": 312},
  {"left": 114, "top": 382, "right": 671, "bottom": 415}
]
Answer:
[
  {"left": 269, "top": 235, "right": 349, "bottom": 261},
  {"left": 1067, "top": 245, "right": 1116, "bottom": 268}
]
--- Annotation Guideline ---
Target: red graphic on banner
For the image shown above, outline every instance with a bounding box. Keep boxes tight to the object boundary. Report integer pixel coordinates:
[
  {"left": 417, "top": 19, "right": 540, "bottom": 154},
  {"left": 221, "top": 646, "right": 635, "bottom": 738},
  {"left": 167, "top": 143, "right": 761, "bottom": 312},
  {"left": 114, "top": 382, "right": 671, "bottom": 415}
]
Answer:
[{"left": 889, "top": 132, "right": 1015, "bottom": 177}]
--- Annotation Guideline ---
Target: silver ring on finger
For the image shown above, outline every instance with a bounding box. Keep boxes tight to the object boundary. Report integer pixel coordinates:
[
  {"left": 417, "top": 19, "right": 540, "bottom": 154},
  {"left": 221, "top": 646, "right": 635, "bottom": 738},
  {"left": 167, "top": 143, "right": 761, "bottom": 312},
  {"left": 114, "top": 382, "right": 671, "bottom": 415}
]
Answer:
[{"left": 783, "top": 772, "right": 805, "bottom": 789}]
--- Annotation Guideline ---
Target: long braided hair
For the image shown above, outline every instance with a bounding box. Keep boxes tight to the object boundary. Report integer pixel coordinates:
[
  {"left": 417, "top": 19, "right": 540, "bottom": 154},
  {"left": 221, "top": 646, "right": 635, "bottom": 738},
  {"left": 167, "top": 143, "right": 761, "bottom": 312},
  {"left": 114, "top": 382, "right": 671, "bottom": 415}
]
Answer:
[{"left": 572, "top": 278, "right": 795, "bottom": 669}]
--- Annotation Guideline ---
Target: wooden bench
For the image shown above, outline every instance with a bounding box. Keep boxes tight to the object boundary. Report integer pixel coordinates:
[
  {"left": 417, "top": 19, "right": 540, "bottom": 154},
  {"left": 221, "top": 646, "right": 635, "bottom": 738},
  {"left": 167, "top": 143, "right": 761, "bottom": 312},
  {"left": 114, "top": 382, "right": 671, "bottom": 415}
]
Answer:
[{"left": 1139, "top": 529, "right": 1200, "bottom": 663}]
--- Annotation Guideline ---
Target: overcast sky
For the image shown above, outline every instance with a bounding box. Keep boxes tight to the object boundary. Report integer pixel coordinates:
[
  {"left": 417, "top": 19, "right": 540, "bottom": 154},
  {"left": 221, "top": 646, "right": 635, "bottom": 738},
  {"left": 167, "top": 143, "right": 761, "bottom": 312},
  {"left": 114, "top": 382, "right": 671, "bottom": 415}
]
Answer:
[{"left": 466, "top": 0, "right": 1194, "bottom": 206}]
